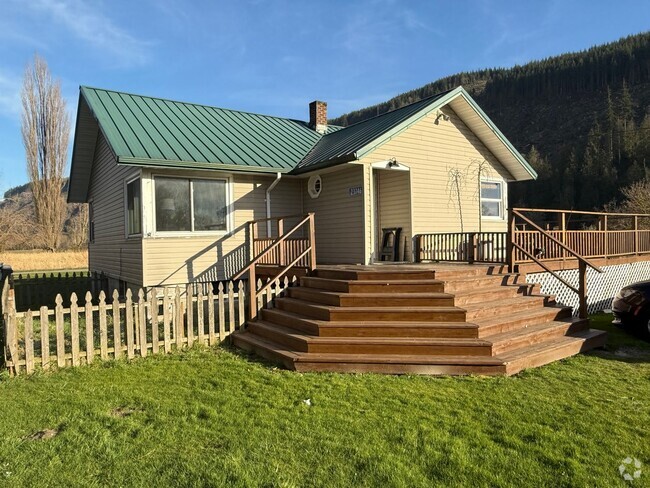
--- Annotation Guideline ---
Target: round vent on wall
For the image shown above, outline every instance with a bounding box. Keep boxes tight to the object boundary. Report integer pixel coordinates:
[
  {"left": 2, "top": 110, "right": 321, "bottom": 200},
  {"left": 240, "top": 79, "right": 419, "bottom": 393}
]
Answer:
[{"left": 308, "top": 175, "right": 322, "bottom": 199}]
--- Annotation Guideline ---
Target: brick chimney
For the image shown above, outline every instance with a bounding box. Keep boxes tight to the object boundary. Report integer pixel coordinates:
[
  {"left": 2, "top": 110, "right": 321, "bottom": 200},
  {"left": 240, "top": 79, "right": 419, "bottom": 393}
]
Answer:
[{"left": 309, "top": 100, "right": 327, "bottom": 133}]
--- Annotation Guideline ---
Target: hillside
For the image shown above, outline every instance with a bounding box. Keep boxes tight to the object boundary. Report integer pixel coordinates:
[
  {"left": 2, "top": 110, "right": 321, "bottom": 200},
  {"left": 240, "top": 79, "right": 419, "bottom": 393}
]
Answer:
[{"left": 331, "top": 32, "right": 650, "bottom": 210}]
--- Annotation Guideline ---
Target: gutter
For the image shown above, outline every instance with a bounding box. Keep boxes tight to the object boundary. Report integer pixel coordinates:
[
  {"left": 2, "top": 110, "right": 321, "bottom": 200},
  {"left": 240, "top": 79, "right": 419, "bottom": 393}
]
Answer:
[{"left": 266, "top": 172, "right": 282, "bottom": 236}]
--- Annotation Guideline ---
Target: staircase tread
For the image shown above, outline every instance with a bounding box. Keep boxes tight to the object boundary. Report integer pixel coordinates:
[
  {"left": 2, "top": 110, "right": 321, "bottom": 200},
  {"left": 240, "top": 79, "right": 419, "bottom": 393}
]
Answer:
[
  {"left": 264, "top": 309, "right": 478, "bottom": 328},
  {"left": 473, "top": 305, "right": 571, "bottom": 326},
  {"left": 497, "top": 329, "right": 606, "bottom": 362},
  {"left": 442, "top": 273, "right": 519, "bottom": 283},
  {"left": 461, "top": 295, "right": 550, "bottom": 311},
  {"left": 249, "top": 321, "right": 490, "bottom": 345},
  {"left": 232, "top": 331, "right": 299, "bottom": 359},
  {"left": 293, "top": 288, "right": 454, "bottom": 298},
  {"left": 482, "top": 318, "right": 586, "bottom": 343},
  {"left": 276, "top": 297, "right": 464, "bottom": 312},
  {"left": 303, "top": 278, "right": 445, "bottom": 285}
]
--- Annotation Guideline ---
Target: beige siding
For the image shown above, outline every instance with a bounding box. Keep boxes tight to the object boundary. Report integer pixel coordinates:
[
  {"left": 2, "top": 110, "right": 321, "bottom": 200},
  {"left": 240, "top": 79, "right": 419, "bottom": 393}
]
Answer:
[
  {"left": 376, "top": 169, "right": 412, "bottom": 261},
  {"left": 142, "top": 173, "right": 303, "bottom": 286},
  {"left": 302, "top": 165, "right": 365, "bottom": 264},
  {"left": 361, "top": 106, "right": 512, "bottom": 259},
  {"left": 87, "top": 134, "right": 143, "bottom": 285}
]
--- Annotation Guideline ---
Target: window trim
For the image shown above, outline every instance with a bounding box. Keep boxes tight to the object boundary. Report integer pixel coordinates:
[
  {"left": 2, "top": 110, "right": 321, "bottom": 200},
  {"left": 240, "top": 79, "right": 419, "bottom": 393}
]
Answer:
[
  {"left": 124, "top": 176, "right": 143, "bottom": 238},
  {"left": 480, "top": 178, "right": 505, "bottom": 220},
  {"left": 151, "top": 174, "right": 233, "bottom": 237}
]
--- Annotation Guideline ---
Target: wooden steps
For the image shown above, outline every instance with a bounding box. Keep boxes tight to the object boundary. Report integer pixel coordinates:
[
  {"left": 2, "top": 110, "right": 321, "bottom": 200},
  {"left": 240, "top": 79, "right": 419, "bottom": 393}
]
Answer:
[{"left": 232, "top": 264, "right": 607, "bottom": 376}]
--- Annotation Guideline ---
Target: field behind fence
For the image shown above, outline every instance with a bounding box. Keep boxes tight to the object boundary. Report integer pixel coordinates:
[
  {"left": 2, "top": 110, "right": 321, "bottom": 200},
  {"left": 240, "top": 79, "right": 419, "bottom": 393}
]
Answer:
[{"left": 2, "top": 276, "right": 296, "bottom": 375}]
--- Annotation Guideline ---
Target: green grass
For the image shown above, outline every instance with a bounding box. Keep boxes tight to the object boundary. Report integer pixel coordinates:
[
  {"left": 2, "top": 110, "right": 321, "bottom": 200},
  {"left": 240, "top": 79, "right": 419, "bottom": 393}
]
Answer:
[{"left": 0, "top": 313, "right": 648, "bottom": 487}]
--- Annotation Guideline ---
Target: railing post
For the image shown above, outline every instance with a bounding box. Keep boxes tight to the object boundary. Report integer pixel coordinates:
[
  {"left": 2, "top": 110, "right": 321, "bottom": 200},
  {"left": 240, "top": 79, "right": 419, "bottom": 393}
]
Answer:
[
  {"left": 578, "top": 260, "right": 588, "bottom": 319},
  {"left": 248, "top": 267, "right": 257, "bottom": 321},
  {"left": 248, "top": 222, "right": 255, "bottom": 262},
  {"left": 278, "top": 218, "right": 285, "bottom": 266},
  {"left": 468, "top": 233, "right": 476, "bottom": 264},
  {"left": 308, "top": 213, "right": 317, "bottom": 272},
  {"left": 414, "top": 235, "right": 421, "bottom": 263},
  {"left": 634, "top": 215, "right": 639, "bottom": 256},
  {"left": 560, "top": 212, "right": 567, "bottom": 261},
  {"left": 603, "top": 215, "right": 609, "bottom": 259},
  {"left": 507, "top": 208, "right": 516, "bottom": 273}
]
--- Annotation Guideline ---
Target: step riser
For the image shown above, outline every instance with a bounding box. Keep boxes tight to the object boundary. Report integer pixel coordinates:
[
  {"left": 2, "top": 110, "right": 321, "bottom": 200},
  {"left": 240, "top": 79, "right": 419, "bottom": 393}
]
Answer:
[
  {"left": 294, "top": 362, "right": 506, "bottom": 375},
  {"left": 314, "top": 270, "right": 436, "bottom": 281},
  {"left": 287, "top": 289, "right": 455, "bottom": 307},
  {"left": 490, "top": 321, "right": 590, "bottom": 355},
  {"left": 465, "top": 298, "right": 552, "bottom": 320},
  {"left": 259, "top": 310, "right": 478, "bottom": 337},
  {"left": 476, "top": 308, "right": 573, "bottom": 337},
  {"left": 433, "top": 265, "right": 509, "bottom": 280},
  {"left": 300, "top": 278, "right": 445, "bottom": 293},
  {"left": 231, "top": 334, "right": 296, "bottom": 370},
  {"left": 504, "top": 332, "right": 607, "bottom": 375}
]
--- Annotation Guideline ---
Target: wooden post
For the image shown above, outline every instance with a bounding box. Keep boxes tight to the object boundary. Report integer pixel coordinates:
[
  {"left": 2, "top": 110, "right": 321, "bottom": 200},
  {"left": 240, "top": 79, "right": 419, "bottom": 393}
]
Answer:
[
  {"left": 248, "top": 266, "right": 257, "bottom": 320},
  {"left": 308, "top": 213, "right": 317, "bottom": 272},
  {"left": 248, "top": 222, "right": 255, "bottom": 262},
  {"left": 506, "top": 208, "right": 516, "bottom": 273},
  {"left": 186, "top": 284, "right": 194, "bottom": 348},
  {"left": 237, "top": 281, "right": 245, "bottom": 331},
  {"left": 163, "top": 289, "right": 172, "bottom": 353},
  {"left": 278, "top": 218, "right": 285, "bottom": 266},
  {"left": 55, "top": 294, "right": 65, "bottom": 368},
  {"left": 70, "top": 293, "right": 80, "bottom": 367},
  {"left": 578, "top": 260, "right": 588, "bottom": 319},
  {"left": 112, "top": 290, "right": 121, "bottom": 359},
  {"left": 560, "top": 211, "right": 567, "bottom": 263},
  {"left": 603, "top": 215, "right": 609, "bottom": 259},
  {"left": 125, "top": 289, "right": 135, "bottom": 359},
  {"left": 634, "top": 215, "right": 639, "bottom": 255},
  {"left": 24, "top": 310, "right": 34, "bottom": 374},
  {"left": 98, "top": 291, "right": 108, "bottom": 360},
  {"left": 150, "top": 290, "right": 159, "bottom": 354},
  {"left": 218, "top": 282, "right": 226, "bottom": 341},
  {"left": 174, "top": 286, "right": 183, "bottom": 349},
  {"left": 228, "top": 281, "right": 235, "bottom": 336}
]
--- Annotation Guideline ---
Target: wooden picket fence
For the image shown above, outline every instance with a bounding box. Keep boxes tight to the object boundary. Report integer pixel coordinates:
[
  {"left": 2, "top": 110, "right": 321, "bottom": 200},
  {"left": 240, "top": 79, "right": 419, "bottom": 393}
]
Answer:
[{"left": 2, "top": 276, "right": 296, "bottom": 375}]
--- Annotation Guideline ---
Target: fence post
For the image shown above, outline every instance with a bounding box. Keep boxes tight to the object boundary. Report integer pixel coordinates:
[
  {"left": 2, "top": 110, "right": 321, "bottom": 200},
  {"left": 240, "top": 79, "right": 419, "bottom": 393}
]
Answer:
[
  {"left": 3, "top": 287, "right": 17, "bottom": 374},
  {"left": 578, "top": 260, "right": 588, "bottom": 319},
  {"left": 248, "top": 266, "right": 257, "bottom": 320},
  {"left": 603, "top": 215, "right": 608, "bottom": 259}
]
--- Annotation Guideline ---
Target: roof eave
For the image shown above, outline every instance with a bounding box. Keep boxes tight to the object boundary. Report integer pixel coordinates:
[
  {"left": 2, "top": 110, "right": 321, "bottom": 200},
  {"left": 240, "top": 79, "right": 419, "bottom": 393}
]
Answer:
[
  {"left": 117, "top": 157, "right": 294, "bottom": 174},
  {"left": 290, "top": 153, "right": 358, "bottom": 175}
]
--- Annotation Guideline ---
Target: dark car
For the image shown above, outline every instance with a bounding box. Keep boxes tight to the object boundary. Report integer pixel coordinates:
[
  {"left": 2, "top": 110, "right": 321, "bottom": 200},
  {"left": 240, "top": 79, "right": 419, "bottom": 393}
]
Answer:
[{"left": 612, "top": 280, "right": 650, "bottom": 340}]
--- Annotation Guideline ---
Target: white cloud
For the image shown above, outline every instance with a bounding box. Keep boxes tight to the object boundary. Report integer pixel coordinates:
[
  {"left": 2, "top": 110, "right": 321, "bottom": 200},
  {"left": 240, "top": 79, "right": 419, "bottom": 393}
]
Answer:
[{"left": 19, "top": 0, "right": 153, "bottom": 67}]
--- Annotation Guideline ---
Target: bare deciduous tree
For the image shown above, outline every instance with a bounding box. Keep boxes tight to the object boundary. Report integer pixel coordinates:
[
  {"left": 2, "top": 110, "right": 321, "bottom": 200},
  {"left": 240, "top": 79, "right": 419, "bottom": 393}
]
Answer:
[
  {"left": 66, "top": 203, "right": 89, "bottom": 250},
  {"left": 0, "top": 198, "right": 33, "bottom": 252},
  {"left": 21, "top": 54, "right": 70, "bottom": 251}
]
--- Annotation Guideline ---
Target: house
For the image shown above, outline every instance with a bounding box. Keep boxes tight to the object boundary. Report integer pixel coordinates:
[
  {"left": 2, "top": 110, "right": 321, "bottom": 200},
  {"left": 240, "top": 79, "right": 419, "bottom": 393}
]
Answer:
[{"left": 68, "top": 86, "right": 537, "bottom": 292}]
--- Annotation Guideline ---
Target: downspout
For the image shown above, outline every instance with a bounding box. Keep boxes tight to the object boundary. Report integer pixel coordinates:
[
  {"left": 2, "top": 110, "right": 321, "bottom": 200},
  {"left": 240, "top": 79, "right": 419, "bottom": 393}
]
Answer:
[{"left": 266, "top": 172, "right": 282, "bottom": 236}]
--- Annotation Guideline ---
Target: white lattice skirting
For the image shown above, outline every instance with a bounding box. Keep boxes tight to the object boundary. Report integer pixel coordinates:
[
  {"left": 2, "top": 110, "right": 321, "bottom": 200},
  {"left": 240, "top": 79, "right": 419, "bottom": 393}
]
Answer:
[{"left": 526, "top": 261, "right": 650, "bottom": 315}]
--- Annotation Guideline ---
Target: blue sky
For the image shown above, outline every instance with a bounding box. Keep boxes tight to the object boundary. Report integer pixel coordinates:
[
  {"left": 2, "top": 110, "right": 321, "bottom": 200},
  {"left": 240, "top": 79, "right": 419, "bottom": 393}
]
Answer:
[{"left": 0, "top": 0, "right": 649, "bottom": 195}]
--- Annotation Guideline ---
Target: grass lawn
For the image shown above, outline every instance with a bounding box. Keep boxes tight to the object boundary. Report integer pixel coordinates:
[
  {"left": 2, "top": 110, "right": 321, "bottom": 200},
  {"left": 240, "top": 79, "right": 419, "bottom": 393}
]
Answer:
[{"left": 0, "top": 313, "right": 648, "bottom": 487}]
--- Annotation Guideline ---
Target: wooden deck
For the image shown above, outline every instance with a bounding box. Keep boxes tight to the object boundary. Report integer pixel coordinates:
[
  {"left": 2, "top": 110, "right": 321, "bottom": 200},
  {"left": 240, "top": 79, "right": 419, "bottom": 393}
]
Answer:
[{"left": 232, "top": 264, "right": 607, "bottom": 375}]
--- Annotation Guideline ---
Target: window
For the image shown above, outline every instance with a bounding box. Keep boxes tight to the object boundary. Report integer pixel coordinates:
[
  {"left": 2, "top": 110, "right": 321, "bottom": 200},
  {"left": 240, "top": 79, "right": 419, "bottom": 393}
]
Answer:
[
  {"left": 480, "top": 180, "right": 503, "bottom": 218},
  {"left": 308, "top": 174, "right": 322, "bottom": 198},
  {"left": 126, "top": 178, "right": 142, "bottom": 235},
  {"left": 154, "top": 177, "right": 228, "bottom": 233}
]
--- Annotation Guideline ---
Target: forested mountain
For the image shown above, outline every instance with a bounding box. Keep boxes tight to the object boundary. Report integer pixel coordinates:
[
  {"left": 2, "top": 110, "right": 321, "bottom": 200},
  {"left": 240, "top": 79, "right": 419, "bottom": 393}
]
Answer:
[{"left": 331, "top": 32, "right": 650, "bottom": 211}]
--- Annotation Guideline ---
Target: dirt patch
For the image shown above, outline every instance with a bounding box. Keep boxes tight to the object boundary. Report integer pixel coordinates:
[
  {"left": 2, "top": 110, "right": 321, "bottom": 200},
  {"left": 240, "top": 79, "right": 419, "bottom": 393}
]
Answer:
[
  {"left": 110, "top": 407, "right": 140, "bottom": 418},
  {"left": 26, "top": 429, "right": 58, "bottom": 441}
]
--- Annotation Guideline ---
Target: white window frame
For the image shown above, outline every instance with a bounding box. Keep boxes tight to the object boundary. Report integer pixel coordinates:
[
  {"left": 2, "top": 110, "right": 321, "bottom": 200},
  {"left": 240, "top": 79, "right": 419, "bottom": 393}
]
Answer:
[
  {"left": 151, "top": 174, "right": 233, "bottom": 237},
  {"left": 124, "top": 176, "right": 142, "bottom": 238},
  {"left": 480, "top": 178, "right": 505, "bottom": 220}
]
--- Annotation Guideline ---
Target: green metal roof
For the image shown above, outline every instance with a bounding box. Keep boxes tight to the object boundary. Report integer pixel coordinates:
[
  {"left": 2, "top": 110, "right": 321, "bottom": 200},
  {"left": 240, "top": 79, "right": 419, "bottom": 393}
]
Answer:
[
  {"left": 79, "top": 86, "right": 337, "bottom": 173},
  {"left": 293, "top": 91, "right": 451, "bottom": 173},
  {"left": 69, "top": 85, "right": 534, "bottom": 202}
]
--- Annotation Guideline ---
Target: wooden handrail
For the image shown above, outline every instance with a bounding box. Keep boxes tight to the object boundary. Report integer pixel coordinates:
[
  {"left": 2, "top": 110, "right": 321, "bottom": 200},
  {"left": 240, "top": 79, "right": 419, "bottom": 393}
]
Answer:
[
  {"left": 246, "top": 213, "right": 308, "bottom": 225},
  {"left": 512, "top": 210, "right": 603, "bottom": 273},
  {"left": 234, "top": 213, "right": 316, "bottom": 320},
  {"left": 233, "top": 214, "right": 312, "bottom": 280},
  {"left": 510, "top": 209, "right": 604, "bottom": 319}
]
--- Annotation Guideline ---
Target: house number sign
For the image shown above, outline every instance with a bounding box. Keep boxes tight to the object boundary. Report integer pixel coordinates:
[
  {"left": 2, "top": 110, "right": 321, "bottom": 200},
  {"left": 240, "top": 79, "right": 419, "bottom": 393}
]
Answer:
[{"left": 349, "top": 186, "right": 362, "bottom": 196}]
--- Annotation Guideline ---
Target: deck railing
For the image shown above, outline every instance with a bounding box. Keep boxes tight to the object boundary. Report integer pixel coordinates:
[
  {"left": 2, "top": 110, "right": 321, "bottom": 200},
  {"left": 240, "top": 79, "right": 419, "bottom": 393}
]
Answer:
[
  {"left": 234, "top": 213, "right": 316, "bottom": 320},
  {"left": 415, "top": 232, "right": 507, "bottom": 264},
  {"left": 511, "top": 208, "right": 650, "bottom": 264}
]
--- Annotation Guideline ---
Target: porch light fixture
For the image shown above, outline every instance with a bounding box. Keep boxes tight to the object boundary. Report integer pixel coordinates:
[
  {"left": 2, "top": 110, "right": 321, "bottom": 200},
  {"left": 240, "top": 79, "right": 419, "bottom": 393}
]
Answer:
[
  {"left": 435, "top": 110, "right": 450, "bottom": 124},
  {"left": 388, "top": 158, "right": 399, "bottom": 168}
]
